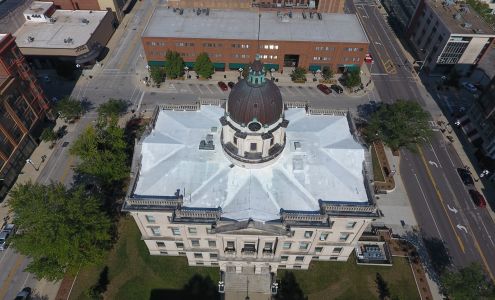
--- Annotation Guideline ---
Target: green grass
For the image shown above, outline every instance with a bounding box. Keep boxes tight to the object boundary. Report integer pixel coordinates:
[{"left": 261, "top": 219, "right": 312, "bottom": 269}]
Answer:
[
  {"left": 278, "top": 257, "right": 420, "bottom": 300},
  {"left": 371, "top": 144, "right": 385, "bottom": 182},
  {"left": 69, "top": 217, "right": 219, "bottom": 300}
]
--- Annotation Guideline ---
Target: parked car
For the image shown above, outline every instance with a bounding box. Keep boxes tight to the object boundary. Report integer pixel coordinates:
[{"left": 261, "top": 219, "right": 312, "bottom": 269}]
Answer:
[
  {"left": 0, "top": 231, "right": 10, "bottom": 251},
  {"left": 218, "top": 81, "right": 228, "bottom": 91},
  {"left": 317, "top": 84, "right": 331, "bottom": 95},
  {"left": 330, "top": 84, "right": 343, "bottom": 94},
  {"left": 227, "top": 81, "right": 235, "bottom": 89},
  {"left": 462, "top": 82, "right": 478, "bottom": 93},
  {"left": 457, "top": 168, "right": 474, "bottom": 186},
  {"left": 15, "top": 287, "right": 32, "bottom": 300},
  {"left": 468, "top": 189, "right": 486, "bottom": 208}
]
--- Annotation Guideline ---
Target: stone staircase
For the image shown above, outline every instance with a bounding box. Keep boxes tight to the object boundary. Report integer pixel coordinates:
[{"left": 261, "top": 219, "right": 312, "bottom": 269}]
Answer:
[{"left": 224, "top": 267, "right": 271, "bottom": 294}]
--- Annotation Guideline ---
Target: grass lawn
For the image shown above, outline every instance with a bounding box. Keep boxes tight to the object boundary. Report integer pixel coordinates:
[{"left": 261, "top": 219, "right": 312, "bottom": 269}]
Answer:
[
  {"left": 371, "top": 144, "right": 385, "bottom": 182},
  {"left": 278, "top": 257, "right": 420, "bottom": 300},
  {"left": 69, "top": 216, "right": 219, "bottom": 300}
]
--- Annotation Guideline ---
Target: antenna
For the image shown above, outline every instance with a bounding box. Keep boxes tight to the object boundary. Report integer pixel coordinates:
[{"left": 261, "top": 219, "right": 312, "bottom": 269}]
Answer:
[{"left": 257, "top": 13, "right": 261, "bottom": 51}]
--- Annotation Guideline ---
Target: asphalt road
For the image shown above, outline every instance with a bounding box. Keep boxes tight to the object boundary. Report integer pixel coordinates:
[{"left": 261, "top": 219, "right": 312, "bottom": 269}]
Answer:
[{"left": 351, "top": 0, "right": 495, "bottom": 281}]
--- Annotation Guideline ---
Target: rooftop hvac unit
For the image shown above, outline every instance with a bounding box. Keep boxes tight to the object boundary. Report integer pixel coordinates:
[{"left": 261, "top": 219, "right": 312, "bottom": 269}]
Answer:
[
  {"left": 81, "top": 18, "right": 89, "bottom": 24},
  {"left": 27, "top": 36, "right": 34, "bottom": 42},
  {"left": 454, "top": 13, "right": 462, "bottom": 20},
  {"left": 463, "top": 22, "right": 472, "bottom": 28}
]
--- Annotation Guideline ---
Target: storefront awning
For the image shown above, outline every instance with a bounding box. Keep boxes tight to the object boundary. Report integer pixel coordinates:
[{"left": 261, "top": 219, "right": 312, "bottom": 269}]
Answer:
[
  {"left": 75, "top": 44, "right": 103, "bottom": 64},
  {"left": 213, "top": 62, "right": 225, "bottom": 69},
  {"left": 184, "top": 62, "right": 195, "bottom": 68},
  {"left": 148, "top": 61, "right": 167, "bottom": 67},
  {"left": 309, "top": 65, "right": 321, "bottom": 72},
  {"left": 264, "top": 64, "right": 279, "bottom": 71},
  {"left": 229, "top": 63, "right": 245, "bottom": 70}
]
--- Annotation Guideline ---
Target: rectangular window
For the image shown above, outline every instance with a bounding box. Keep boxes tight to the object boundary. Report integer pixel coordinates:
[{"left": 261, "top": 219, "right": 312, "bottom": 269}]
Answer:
[
  {"left": 279, "top": 265, "right": 286, "bottom": 268},
  {"left": 208, "top": 240, "right": 216, "bottom": 248},
  {"left": 283, "top": 242, "right": 292, "bottom": 249},
  {"left": 312, "top": 256, "right": 319, "bottom": 260},
  {"left": 160, "top": 251, "right": 167, "bottom": 255},
  {"left": 243, "top": 242, "right": 256, "bottom": 252},
  {"left": 179, "top": 251, "right": 186, "bottom": 255},
  {"left": 299, "top": 242, "right": 309, "bottom": 250},
  {"left": 176, "top": 242, "right": 184, "bottom": 249},
  {"left": 210, "top": 253, "right": 218, "bottom": 259},
  {"left": 156, "top": 241, "right": 165, "bottom": 247},
  {"left": 250, "top": 143, "right": 257, "bottom": 151},
  {"left": 212, "top": 262, "right": 219, "bottom": 266},
  {"left": 319, "top": 233, "right": 329, "bottom": 241},
  {"left": 346, "top": 221, "right": 357, "bottom": 229},
  {"left": 264, "top": 242, "right": 273, "bottom": 251},
  {"left": 226, "top": 241, "right": 235, "bottom": 249},
  {"left": 191, "top": 239, "right": 200, "bottom": 247},
  {"left": 315, "top": 247, "right": 323, "bottom": 253},
  {"left": 294, "top": 265, "right": 302, "bottom": 269},
  {"left": 145, "top": 215, "right": 155, "bottom": 223},
  {"left": 333, "top": 247, "right": 343, "bottom": 254},
  {"left": 196, "top": 262, "right": 204, "bottom": 265},
  {"left": 171, "top": 227, "right": 180, "bottom": 236},
  {"left": 150, "top": 227, "right": 161, "bottom": 236},
  {"left": 281, "top": 255, "right": 289, "bottom": 261},
  {"left": 188, "top": 227, "right": 197, "bottom": 234},
  {"left": 295, "top": 256, "right": 304, "bottom": 262},
  {"left": 339, "top": 233, "right": 350, "bottom": 242},
  {"left": 194, "top": 253, "right": 203, "bottom": 258},
  {"left": 304, "top": 231, "right": 313, "bottom": 238},
  {"left": 233, "top": 137, "right": 238, "bottom": 144}
]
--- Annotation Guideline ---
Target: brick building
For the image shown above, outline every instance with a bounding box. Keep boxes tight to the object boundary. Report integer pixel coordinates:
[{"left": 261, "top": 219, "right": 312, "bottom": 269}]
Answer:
[
  {"left": 167, "top": 0, "right": 345, "bottom": 13},
  {"left": 0, "top": 33, "right": 49, "bottom": 199},
  {"left": 142, "top": 9, "right": 369, "bottom": 73},
  {"left": 41, "top": 0, "right": 127, "bottom": 21}
]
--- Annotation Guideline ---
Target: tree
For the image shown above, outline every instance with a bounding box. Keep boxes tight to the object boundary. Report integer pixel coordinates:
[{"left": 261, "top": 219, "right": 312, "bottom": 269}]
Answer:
[
  {"left": 343, "top": 68, "right": 361, "bottom": 89},
  {"left": 9, "top": 182, "right": 112, "bottom": 281},
  {"left": 442, "top": 263, "right": 495, "bottom": 300},
  {"left": 97, "top": 98, "right": 128, "bottom": 118},
  {"left": 55, "top": 96, "right": 84, "bottom": 122},
  {"left": 375, "top": 273, "right": 391, "bottom": 300},
  {"left": 364, "top": 100, "right": 431, "bottom": 150},
  {"left": 40, "top": 128, "right": 57, "bottom": 143},
  {"left": 149, "top": 66, "right": 165, "bottom": 85},
  {"left": 164, "top": 50, "right": 184, "bottom": 79},
  {"left": 321, "top": 66, "right": 333, "bottom": 81},
  {"left": 70, "top": 117, "right": 129, "bottom": 188},
  {"left": 194, "top": 52, "right": 215, "bottom": 79},
  {"left": 290, "top": 67, "right": 307, "bottom": 82}
]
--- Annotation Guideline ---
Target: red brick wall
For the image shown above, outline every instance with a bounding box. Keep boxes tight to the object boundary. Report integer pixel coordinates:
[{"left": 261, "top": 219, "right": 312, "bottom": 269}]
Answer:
[{"left": 43, "top": 0, "right": 101, "bottom": 10}]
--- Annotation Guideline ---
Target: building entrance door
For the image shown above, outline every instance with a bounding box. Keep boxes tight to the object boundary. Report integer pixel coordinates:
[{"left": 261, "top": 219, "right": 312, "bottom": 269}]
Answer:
[{"left": 284, "top": 54, "right": 299, "bottom": 67}]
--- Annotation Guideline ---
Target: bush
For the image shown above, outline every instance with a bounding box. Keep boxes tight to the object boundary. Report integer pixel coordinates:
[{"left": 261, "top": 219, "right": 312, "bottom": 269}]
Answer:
[
  {"left": 290, "top": 67, "right": 307, "bottom": 82},
  {"left": 322, "top": 66, "right": 333, "bottom": 81},
  {"left": 149, "top": 66, "right": 165, "bottom": 84}
]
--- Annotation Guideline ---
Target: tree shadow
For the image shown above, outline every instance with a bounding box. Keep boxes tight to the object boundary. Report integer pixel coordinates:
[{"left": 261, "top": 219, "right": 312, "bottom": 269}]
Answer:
[
  {"left": 276, "top": 272, "right": 307, "bottom": 300},
  {"left": 423, "top": 236, "right": 452, "bottom": 276},
  {"left": 149, "top": 274, "right": 218, "bottom": 300}
]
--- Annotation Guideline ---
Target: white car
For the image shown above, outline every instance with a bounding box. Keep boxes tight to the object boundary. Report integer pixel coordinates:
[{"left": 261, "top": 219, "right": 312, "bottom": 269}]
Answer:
[{"left": 462, "top": 82, "right": 478, "bottom": 93}]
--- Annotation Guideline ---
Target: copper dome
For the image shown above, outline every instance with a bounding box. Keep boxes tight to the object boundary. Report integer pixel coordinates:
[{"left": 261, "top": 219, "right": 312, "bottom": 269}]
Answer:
[{"left": 227, "top": 61, "right": 283, "bottom": 126}]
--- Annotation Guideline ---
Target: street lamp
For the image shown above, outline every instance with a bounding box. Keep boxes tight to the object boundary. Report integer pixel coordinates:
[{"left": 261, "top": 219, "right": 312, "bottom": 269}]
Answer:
[
  {"left": 418, "top": 48, "right": 434, "bottom": 76},
  {"left": 26, "top": 158, "right": 39, "bottom": 171},
  {"left": 184, "top": 66, "right": 189, "bottom": 79},
  {"left": 270, "top": 68, "right": 275, "bottom": 80},
  {"left": 238, "top": 68, "right": 243, "bottom": 79}
]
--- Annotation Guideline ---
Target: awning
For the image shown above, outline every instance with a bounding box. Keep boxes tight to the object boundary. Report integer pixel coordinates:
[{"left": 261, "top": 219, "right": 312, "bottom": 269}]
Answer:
[
  {"left": 148, "top": 61, "right": 167, "bottom": 67},
  {"left": 264, "top": 64, "right": 279, "bottom": 71},
  {"left": 344, "top": 64, "right": 360, "bottom": 72},
  {"left": 309, "top": 65, "right": 321, "bottom": 72},
  {"left": 229, "top": 63, "right": 245, "bottom": 70},
  {"left": 184, "top": 62, "right": 195, "bottom": 68},
  {"left": 213, "top": 62, "right": 225, "bottom": 69}
]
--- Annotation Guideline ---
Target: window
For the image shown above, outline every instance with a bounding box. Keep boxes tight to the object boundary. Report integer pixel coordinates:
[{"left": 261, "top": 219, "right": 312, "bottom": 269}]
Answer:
[
  {"left": 304, "top": 231, "right": 313, "bottom": 238},
  {"left": 294, "top": 265, "right": 302, "bottom": 269},
  {"left": 295, "top": 256, "right": 304, "bottom": 262},
  {"left": 196, "top": 262, "right": 204, "bottom": 265},
  {"left": 212, "top": 262, "right": 219, "bottom": 266},
  {"left": 313, "top": 56, "right": 322, "bottom": 61},
  {"left": 333, "top": 247, "right": 343, "bottom": 254},
  {"left": 281, "top": 255, "right": 289, "bottom": 261},
  {"left": 156, "top": 241, "right": 165, "bottom": 247},
  {"left": 145, "top": 215, "right": 155, "bottom": 223},
  {"left": 330, "top": 257, "right": 338, "bottom": 261},
  {"left": 233, "top": 137, "right": 237, "bottom": 144},
  {"left": 346, "top": 221, "right": 357, "bottom": 229},
  {"left": 210, "top": 253, "right": 218, "bottom": 259},
  {"left": 160, "top": 251, "right": 168, "bottom": 255},
  {"left": 279, "top": 265, "right": 286, "bottom": 268},
  {"left": 339, "top": 233, "right": 350, "bottom": 242},
  {"left": 319, "top": 233, "right": 329, "bottom": 241},
  {"left": 188, "top": 227, "right": 197, "bottom": 234},
  {"left": 206, "top": 228, "right": 213, "bottom": 234},
  {"left": 264, "top": 242, "right": 273, "bottom": 251},
  {"left": 176, "top": 242, "right": 184, "bottom": 249},
  {"left": 250, "top": 143, "right": 257, "bottom": 151},
  {"left": 194, "top": 253, "right": 203, "bottom": 258},
  {"left": 299, "top": 242, "right": 309, "bottom": 250},
  {"left": 243, "top": 242, "right": 256, "bottom": 252},
  {"left": 312, "top": 256, "right": 319, "bottom": 260},
  {"left": 171, "top": 227, "right": 180, "bottom": 236},
  {"left": 315, "top": 247, "right": 323, "bottom": 253},
  {"left": 208, "top": 240, "right": 216, "bottom": 248},
  {"left": 283, "top": 242, "right": 292, "bottom": 249},
  {"left": 191, "top": 239, "right": 200, "bottom": 247},
  {"left": 150, "top": 227, "right": 161, "bottom": 236},
  {"left": 178, "top": 251, "right": 186, "bottom": 255},
  {"left": 226, "top": 241, "right": 235, "bottom": 249}
]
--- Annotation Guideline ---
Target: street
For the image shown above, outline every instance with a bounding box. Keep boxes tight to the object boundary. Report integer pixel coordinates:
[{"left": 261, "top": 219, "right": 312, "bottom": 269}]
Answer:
[{"left": 351, "top": 0, "right": 495, "bottom": 282}]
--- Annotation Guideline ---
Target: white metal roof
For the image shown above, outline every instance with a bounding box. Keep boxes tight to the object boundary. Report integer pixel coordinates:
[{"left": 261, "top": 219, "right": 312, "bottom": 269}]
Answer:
[{"left": 133, "top": 106, "right": 369, "bottom": 222}]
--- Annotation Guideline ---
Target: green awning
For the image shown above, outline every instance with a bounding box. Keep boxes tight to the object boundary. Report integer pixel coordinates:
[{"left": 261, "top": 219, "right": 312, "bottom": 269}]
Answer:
[
  {"left": 184, "top": 62, "right": 195, "bottom": 68},
  {"left": 264, "top": 64, "right": 279, "bottom": 71},
  {"left": 148, "top": 61, "right": 167, "bottom": 67},
  {"left": 344, "top": 64, "right": 360, "bottom": 72},
  {"left": 309, "top": 65, "right": 321, "bottom": 72},
  {"left": 213, "top": 62, "right": 225, "bottom": 69},
  {"left": 229, "top": 63, "right": 245, "bottom": 70}
]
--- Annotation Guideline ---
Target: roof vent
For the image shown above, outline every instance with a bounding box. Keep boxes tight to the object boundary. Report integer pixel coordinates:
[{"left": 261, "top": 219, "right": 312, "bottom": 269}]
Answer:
[
  {"left": 27, "top": 36, "right": 34, "bottom": 42},
  {"left": 199, "top": 134, "right": 215, "bottom": 150},
  {"left": 463, "top": 22, "right": 472, "bottom": 28},
  {"left": 49, "top": 17, "right": 56, "bottom": 23},
  {"left": 302, "top": 12, "right": 307, "bottom": 19},
  {"left": 81, "top": 18, "right": 89, "bottom": 24},
  {"left": 454, "top": 13, "right": 462, "bottom": 20},
  {"left": 64, "top": 37, "right": 73, "bottom": 44}
]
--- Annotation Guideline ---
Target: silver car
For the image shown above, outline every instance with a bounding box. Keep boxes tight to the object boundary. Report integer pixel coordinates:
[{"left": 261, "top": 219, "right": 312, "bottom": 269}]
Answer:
[{"left": 0, "top": 230, "right": 9, "bottom": 251}]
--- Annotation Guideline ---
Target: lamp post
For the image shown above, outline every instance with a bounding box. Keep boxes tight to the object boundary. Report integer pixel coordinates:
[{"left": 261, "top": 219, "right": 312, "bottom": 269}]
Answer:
[
  {"left": 418, "top": 48, "right": 433, "bottom": 76},
  {"left": 184, "top": 66, "right": 189, "bottom": 79},
  {"left": 238, "top": 68, "right": 243, "bottom": 79},
  {"left": 270, "top": 68, "right": 275, "bottom": 80},
  {"left": 26, "top": 159, "right": 39, "bottom": 171}
]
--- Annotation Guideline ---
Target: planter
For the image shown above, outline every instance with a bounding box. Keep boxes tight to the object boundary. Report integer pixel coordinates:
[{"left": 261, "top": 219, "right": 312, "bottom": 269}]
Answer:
[{"left": 292, "top": 80, "right": 306, "bottom": 83}]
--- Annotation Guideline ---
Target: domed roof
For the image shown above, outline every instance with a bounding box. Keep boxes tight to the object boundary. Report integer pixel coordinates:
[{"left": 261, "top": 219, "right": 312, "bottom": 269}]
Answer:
[{"left": 227, "top": 61, "right": 283, "bottom": 126}]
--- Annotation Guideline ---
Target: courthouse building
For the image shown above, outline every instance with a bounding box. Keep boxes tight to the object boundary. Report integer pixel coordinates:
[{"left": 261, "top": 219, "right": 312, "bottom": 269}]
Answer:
[
  {"left": 124, "top": 58, "right": 379, "bottom": 284},
  {"left": 142, "top": 8, "right": 369, "bottom": 73}
]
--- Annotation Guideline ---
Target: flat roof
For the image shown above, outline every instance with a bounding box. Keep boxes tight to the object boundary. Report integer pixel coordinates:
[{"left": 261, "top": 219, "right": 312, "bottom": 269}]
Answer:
[
  {"left": 427, "top": 0, "right": 495, "bottom": 35},
  {"left": 132, "top": 106, "right": 369, "bottom": 222},
  {"left": 143, "top": 8, "right": 369, "bottom": 44},
  {"left": 14, "top": 10, "right": 108, "bottom": 49},
  {"left": 25, "top": 1, "right": 53, "bottom": 15}
]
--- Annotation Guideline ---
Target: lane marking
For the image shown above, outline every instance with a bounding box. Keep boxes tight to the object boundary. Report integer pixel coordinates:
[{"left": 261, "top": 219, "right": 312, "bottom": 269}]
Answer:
[
  {"left": 0, "top": 255, "right": 25, "bottom": 299},
  {"left": 413, "top": 173, "right": 444, "bottom": 239},
  {"left": 477, "top": 213, "right": 495, "bottom": 248},
  {"left": 60, "top": 155, "right": 75, "bottom": 184},
  {"left": 447, "top": 204, "right": 458, "bottom": 214},
  {"left": 456, "top": 224, "right": 468, "bottom": 234}
]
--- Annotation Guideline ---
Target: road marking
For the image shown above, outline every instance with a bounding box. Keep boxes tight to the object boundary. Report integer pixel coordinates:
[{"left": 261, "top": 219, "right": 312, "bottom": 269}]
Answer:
[
  {"left": 447, "top": 204, "right": 458, "bottom": 214},
  {"left": 0, "top": 255, "right": 25, "bottom": 299},
  {"left": 477, "top": 214, "right": 495, "bottom": 248},
  {"left": 456, "top": 224, "right": 468, "bottom": 234},
  {"left": 413, "top": 173, "right": 444, "bottom": 239},
  {"left": 370, "top": 73, "right": 389, "bottom": 76},
  {"left": 428, "top": 161, "right": 438, "bottom": 168},
  {"left": 417, "top": 145, "right": 465, "bottom": 253},
  {"left": 136, "top": 90, "right": 145, "bottom": 112},
  {"left": 60, "top": 155, "right": 75, "bottom": 184}
]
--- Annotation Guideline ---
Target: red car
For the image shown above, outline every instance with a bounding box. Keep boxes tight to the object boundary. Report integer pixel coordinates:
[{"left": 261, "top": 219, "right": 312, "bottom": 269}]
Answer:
[
  {"left": 469, "top": 189, "right": 486, "bottom": 208},
  {"left": 218, "top": 81, "right": 228, "bottom": 91},
  {"left": 317, "top": 84, "right": 331, "bottom": 95}
]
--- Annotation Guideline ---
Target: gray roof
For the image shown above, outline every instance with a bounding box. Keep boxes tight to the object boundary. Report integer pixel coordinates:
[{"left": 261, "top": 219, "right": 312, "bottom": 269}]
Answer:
[{"left": 143, "top": 8, "right": 369, "bottom": 44}]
